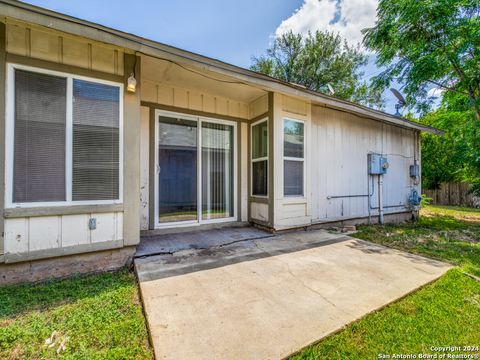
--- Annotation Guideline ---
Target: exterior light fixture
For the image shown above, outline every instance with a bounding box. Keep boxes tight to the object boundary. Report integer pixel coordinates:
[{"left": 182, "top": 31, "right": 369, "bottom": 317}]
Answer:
[{"left": 127, "top": 73, "right": 137, "bottom": 93}]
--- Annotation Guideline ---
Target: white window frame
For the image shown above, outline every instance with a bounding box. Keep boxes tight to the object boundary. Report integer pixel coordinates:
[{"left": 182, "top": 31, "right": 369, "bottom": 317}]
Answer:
[
  {"left": 250, "top": 117, "right": 268, "bottom": 198},
  {"left": 154, "top": 109, "right": 238, "bottom": 229},
  {"left": 5, "top": 63, "right": 124, "bottom": 208},
  {"left": 282, "top": 117, "right": 305, "bottom": 198}
]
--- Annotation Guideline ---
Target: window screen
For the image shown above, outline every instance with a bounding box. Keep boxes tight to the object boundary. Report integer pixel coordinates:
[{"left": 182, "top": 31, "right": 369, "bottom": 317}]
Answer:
[
  {"left": 13, "top": 69, "right": 67, "bottom": 202},
  {"left": 72, "top": 80, "right": 120, "bottom": 200},
  {"left": 251, "top": 121, "right": 268, "bottom": 196},
  {"left": 284, "top": 160, "right": 304, "bottom": 196},
  {"left": 283, "top": 119, "right": 304, "bottom": 197}
]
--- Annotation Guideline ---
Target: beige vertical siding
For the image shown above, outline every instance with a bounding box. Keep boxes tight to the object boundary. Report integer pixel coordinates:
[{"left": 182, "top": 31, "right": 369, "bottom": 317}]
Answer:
[
  {"left": 4, "top": 212, "right": 123, "bottom": 260},
  {"left": 141, "top": 79, "right": 250, "bottom": 119},
  {"left": 5, "top": 19, "right": 124, "bottom": 75},
  {"left": 273, "top": 94, "right": 312, "bottom": 229},
  {"left": 140, "top": 106, "right": 150, "bottom": 230},
  {"left": 240, "top": 122, "right": 249, "bottom": 221},
  {"left": 140, "top": 75, "right": 252, "bottom": 229},
  {"left": 310, "top": 105, "right": 419, "bottom": 223},
  {"left": 250, "top": 202, "right": 269, "bottom": 222},
  {"left": 249, "top": 94, "right": 268, "bottom": 119},
  {"left": 3, "top": 19, "right": 129, "bottom": 261},
  {"left": 268, "top": 96, "right": 419, "bottom": 230}
]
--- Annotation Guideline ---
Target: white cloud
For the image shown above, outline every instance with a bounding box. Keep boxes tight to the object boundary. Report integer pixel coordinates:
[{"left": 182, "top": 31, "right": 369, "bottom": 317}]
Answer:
[{"left": 276, "top": 0, "right": 378, "bottom": 48}]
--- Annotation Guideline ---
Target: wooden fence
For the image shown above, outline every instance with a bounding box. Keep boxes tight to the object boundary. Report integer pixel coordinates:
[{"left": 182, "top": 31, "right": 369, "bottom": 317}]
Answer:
[{"left": 424, "top": 182, "right": 480, "bottom": 208}]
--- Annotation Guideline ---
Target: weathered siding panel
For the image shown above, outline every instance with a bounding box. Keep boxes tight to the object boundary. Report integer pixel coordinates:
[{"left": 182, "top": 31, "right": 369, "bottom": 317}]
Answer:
[
  {"left": 273, "top": 94, "right": 311, "bottom": 229},
  {"left": 3, "top": 19, "right": 130, "bottom": 261},
  {"left": 251, "top": 202, "right": 268, "bottom": 222},
  {"left": 249, "top": 94, "right": 268, "bottom": 119},
  {"left": 140, "top": 106, "right": 150, "bottom": 230},
  {"left": 240, "top": 122, "right": 248, "bottom": 221},
  {"left": 62, "top": 214, "right": 90, "bottom": 247},
  {"left": 6, "top": 19, "right": 124, "bottom": 75},
  {"left": 311, "top": 106, "right": 419, "bottom": 223},
  {"left": 142, "top": 80, "right": 249, "bottom": 119},
  {"left": 4, "top": 212, "right": 123, "bottom": 257}
]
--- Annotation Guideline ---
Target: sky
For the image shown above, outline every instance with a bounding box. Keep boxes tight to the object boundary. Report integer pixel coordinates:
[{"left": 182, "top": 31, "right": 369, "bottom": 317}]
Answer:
[{"left": 22, "top": 0, "right": 406, "bottom": 114}]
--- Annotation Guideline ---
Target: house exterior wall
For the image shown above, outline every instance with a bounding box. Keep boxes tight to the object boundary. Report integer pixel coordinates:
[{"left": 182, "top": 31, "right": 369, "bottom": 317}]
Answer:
[
  {"left": 6, "top": 19, "right": 124, "bottom": 76},
  {"left": 139, "top": 76, "right": 253, "bottom": 230},
  {"left": 270, "top": 102, "right": 420, "bottom": 230},
  {"left": 248, "top": 94, "right": 270, "bottom": 225},
  {"left": 310, "top": 106, "right": 419, "bottom": 224},
  {"left": 1, "top": 18, "right": 140, "bottom": 264},
  {"left": 273, "top": 94, "right": 312, "bottom": 229},
  {"left": 142, "top": 79, "right": 250, "bottom": 120}
]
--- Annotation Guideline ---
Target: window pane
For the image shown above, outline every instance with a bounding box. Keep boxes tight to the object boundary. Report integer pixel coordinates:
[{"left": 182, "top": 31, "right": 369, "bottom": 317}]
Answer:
[
  {"left": 158, "top": 116, "right": 198, "bottom": 223},
  {"left": 202, "top": 122, "right": 234, "bottom": 220},
  {"left": 252, "top": 160, "right": 267, "bottom": 196},
  {"left": 252, "top": 121, "right": 267, "bottom": 159},
  {"left": 284, "top": 160, "right": 303, "bottom": 196},
  {"left": 284, "top": 120, "right": 304, "bottom": 158},
  {"left": 14, "top": 69, "right": 66, "bottom": 202},
  {"left": 72, "top": 80, "right": 120, "bottom": 200}
]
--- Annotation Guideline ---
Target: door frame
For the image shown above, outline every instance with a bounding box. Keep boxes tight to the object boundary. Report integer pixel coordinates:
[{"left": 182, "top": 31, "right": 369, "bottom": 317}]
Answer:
[{"left": 154, "top": 109, "right": 238, "bottom": 229}]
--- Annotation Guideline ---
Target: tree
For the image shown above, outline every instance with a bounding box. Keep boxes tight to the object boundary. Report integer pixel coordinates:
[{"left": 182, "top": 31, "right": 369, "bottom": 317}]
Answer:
[
  {"left": 420, "top": 92, "right": 480, "bottom": 193},
  {"left": 251, "top": 31, "right": 383, "bottom": 108},
  {"left": 363, "top": 0, "right": 480, "bottom": 119}
]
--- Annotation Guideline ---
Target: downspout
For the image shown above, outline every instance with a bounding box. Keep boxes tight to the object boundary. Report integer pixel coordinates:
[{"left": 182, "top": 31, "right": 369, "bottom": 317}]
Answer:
[
  {"left": 367, "top": 167, "right": 371, "bottom": 224},
  {"left": 378, "top": 174, "right": 384, "bottom": 224}
]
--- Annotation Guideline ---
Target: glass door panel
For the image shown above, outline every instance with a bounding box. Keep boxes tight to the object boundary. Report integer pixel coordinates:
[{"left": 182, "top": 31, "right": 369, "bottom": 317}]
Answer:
[
  {"left": 158, "top": 116, "right": 198, "bottom": 223},
  {"left": 201, "top": 122, "right": 234, "bottom": 220}
]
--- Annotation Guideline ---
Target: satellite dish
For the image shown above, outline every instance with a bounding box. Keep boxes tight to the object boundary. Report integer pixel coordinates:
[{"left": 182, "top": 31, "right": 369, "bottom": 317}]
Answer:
[
  {"left": 390, "top": 88, "right": 406, "bottom": 116},
  {"left": 327, "top": 83, "right": 335, "bottom": 95}
]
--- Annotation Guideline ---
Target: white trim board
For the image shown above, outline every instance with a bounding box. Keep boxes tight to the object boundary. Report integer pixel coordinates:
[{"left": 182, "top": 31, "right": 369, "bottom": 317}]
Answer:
[{"left": 250, "top": 117, "right": 268, "bottom": 199}]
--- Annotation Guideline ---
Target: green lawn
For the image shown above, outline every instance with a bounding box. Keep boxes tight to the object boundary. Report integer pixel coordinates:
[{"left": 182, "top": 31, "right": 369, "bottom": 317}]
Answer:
[
  {"left": 0, "top": 270, "right": 153, "bottom": 359},
  {"left": 1, "top": 205, "right": 479, "bottom": 359},
  {"left": 292, "top": 205, "right": 480, "bottom": 359}
]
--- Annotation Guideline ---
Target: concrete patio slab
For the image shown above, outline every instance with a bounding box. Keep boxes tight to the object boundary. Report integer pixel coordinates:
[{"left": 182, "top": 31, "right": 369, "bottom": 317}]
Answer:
[
  {"left": 136, "top": 229, "right": 451, "bottom": 360},
  {"left": 136, "top": 226, "right": 273, "bottom": 258}
]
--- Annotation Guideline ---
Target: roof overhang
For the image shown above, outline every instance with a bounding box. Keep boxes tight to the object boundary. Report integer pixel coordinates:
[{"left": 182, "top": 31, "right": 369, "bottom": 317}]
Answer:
[{"left": 0, "top": 0, "right": 443, "bottom": 135}]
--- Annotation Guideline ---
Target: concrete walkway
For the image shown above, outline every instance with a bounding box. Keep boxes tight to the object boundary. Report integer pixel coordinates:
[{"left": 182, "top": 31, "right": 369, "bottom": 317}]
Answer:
[{"left": 135, "top": 229, "right": 451, "bottom": 360}]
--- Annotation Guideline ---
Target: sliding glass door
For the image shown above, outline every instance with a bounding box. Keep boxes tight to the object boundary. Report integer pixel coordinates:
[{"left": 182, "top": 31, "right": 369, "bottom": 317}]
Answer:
[
  {"left": 202, "top": 122, "right": 234, "bottom": 220},
  {"left": 156, "top": 111, "right": 236, "bottom": 227},
  {"left": 157, "top": 116, "right": 198, "bottom": 223}
]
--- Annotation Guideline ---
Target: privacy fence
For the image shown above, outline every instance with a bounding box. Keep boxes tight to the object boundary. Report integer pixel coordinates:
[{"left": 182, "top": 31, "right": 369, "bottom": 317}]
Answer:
[{"left": 424, "top": 182, "right": 480, "bottom": 208}]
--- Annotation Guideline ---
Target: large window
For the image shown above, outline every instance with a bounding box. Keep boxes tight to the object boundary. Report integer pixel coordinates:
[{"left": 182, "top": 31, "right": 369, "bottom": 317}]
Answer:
[
  {"left": 251, "top": 119, "right": 268, "bottom": 196},
  {"left": 8, "top": 65, "right": 122, "bottom": 206},
  {"left": 283, "top": 119, "right": 304, "bottom": 196}
]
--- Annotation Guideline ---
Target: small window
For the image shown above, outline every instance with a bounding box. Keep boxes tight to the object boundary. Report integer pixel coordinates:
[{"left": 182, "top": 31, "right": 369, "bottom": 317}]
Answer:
[
  {"left": 283, "top": 119, "right": 304, "bottom": 196},
  {"left": 251, "top": 120, "right": 268, "bottom": 196},
  {"left": 9, "top": 65, "right": 122, "bottom": 206}
]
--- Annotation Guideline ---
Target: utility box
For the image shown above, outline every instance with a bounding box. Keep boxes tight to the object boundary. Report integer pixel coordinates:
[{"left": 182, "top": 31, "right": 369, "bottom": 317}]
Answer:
[
  {"left": 368, "top": 153, "right": 389, "bottom": 175},
  {"left": 410, "top": 164, "right": 420, "bottom": 178}
]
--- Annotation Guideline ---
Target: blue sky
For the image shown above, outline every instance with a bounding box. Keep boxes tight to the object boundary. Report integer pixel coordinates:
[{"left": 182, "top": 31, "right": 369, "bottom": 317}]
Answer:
[
  {"left": 24, "top": 0, "right": 304, "bottom": 68},
  {"left": 23, "top": 0, "right": 406, "bottom": 114}
]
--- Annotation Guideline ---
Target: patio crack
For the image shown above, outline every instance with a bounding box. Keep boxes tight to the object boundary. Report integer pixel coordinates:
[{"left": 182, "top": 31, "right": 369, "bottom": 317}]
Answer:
[
  {"left": 252, "top": 240, "right": 355, "bottom": 317},
  {"left": 136, "top": 235, "right": 275, "bottom": 259}
]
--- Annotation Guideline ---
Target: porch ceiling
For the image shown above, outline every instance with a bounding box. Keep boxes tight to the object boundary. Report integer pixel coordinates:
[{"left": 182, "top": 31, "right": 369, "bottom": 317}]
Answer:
[{"left": 141, "top": 55, "right": 266, "bottom": 104}]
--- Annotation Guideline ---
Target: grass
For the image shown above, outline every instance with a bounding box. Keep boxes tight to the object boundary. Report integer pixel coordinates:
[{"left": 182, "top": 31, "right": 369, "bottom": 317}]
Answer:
[
  {"left": 1, "top": 205, "right": 479, "bottom": 359},
  {"left": 0, "top": 269, "right": 153, "bottom": 359},
  {"left": 354, "top": 205, "right": 480, "bottom": 276},
  {"left": 292, "top": 205, "right": 480, "bottom": 359}
]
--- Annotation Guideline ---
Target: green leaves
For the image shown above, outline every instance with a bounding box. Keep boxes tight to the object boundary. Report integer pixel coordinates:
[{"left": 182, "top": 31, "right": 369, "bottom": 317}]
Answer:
[
  {"left": 251, "top": 30, "right": 383, "bottom": 108},
  {"left": 420, "top": 93, "right": 480, "bottom": 191},
  {"left": 363, "top": 0, "right": 480, "bottom": 117}
]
